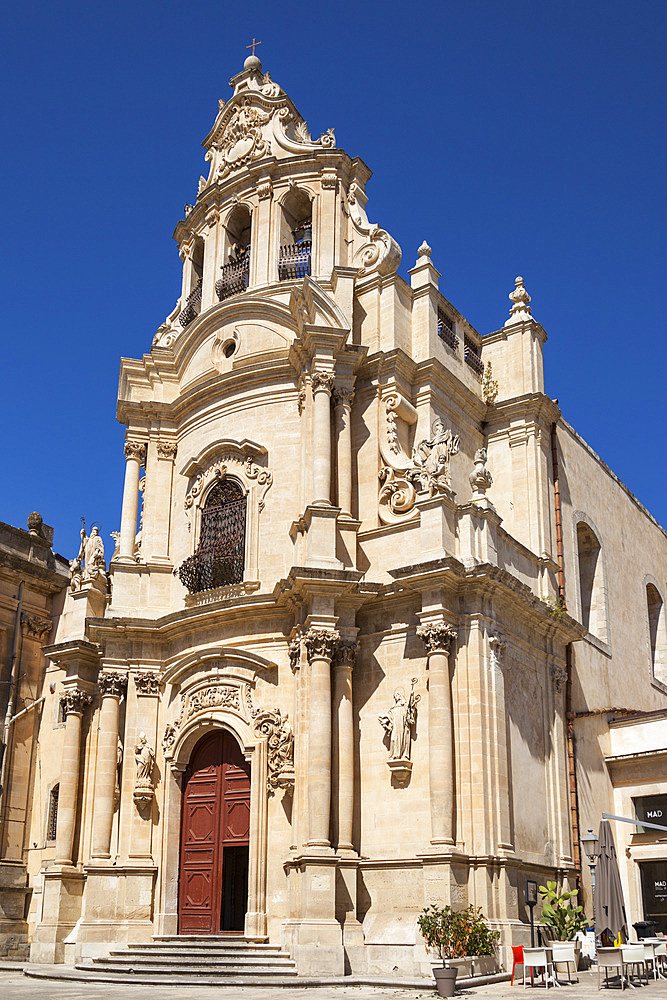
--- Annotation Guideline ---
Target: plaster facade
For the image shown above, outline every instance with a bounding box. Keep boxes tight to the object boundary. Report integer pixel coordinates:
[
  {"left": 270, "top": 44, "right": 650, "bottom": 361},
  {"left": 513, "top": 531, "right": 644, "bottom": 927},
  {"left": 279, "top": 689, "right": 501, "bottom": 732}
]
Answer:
[{"left": 2, "top": 56, "right": 665, "bottom": 976}]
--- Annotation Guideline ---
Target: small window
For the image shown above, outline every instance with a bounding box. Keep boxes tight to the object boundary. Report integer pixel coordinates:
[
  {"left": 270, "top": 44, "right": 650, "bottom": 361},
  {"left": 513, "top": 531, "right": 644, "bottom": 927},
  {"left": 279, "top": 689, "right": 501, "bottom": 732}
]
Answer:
[
  {"left": 646, "top": 583, "right": 667, "bottom": 685},
  {"left": 576, "top": 520, "right": 609, "bottom": 643},
  {"left": 437, "top": 310, "right": 459, "bottom": 351},
  {"left": 217, "top": 205, "right": 252, "bottom": 302},
  {"left": 464, "top": 334, "right": 484, "bottom": 376},
  {"left": 47, "top": 784, "right": 59, "bottom": 841}
]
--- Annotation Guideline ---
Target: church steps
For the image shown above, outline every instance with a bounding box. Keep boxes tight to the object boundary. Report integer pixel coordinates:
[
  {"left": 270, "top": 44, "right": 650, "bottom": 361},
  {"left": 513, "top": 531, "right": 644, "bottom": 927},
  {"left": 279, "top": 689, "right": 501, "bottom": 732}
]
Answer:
[{"left": 78, "top": 936, "right": 298, "bottom": 978}]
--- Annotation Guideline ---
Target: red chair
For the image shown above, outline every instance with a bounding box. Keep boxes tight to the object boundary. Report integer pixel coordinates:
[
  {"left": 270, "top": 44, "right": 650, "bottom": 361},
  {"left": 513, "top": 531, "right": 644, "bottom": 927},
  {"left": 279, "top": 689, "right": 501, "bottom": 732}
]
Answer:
[{"left": 511, "top": 945, "right": 525, "bottom": 985}]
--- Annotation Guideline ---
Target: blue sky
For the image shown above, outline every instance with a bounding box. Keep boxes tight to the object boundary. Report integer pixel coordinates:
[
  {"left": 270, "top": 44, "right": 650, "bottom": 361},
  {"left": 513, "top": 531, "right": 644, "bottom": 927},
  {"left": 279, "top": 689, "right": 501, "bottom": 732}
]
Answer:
[{"left": 1, "top": 0, "right": 665, "bottom": 559}]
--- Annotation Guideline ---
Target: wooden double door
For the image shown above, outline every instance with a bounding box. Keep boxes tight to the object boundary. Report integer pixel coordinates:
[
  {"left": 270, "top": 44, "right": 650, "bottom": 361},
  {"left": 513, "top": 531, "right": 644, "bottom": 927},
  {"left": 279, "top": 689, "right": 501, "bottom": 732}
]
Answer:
[{"left": 178, "top": 730, "right": 251, "bottom": 934}]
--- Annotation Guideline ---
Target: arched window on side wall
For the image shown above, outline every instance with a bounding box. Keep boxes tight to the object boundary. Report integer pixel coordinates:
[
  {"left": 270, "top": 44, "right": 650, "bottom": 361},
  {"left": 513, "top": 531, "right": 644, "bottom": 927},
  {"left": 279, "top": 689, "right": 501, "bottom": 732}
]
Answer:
[
  {"left": 217, "top": 205, "right": 252, "bottom": 301},
  {"left": 178, "top": 479, "right": 247, "bottom": 594},
  {"left": 47, "top": 783, "right": 59, "bottom": 842},
  {"left": 278, "top": 188, "right": 312, "bottom": 281},
  {"left": 646, "top": 583, "right": 667, "bottom": 685},
  {"left": 576, "top": 520, "right": 609, "bottom": 643},
  {"left": 179, "top": 236, "right": 205, "bottom": 327}
]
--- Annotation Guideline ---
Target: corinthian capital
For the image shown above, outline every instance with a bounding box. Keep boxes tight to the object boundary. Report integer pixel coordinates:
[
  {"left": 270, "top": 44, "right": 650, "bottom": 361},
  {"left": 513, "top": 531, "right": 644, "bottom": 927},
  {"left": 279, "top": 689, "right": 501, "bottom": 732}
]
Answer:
[
  {"left": 333, "top": 386, "right": 355, "bottom": 408},
  {"left": 157, "top": 440, "right": 178, "bottom": 460},
  {"left": 310, "top": 371, "right": 335, "bottom": 395},
  {"left": 60, "top": 689, "right": 92, "bottom": 717},
  {"left": 416, "top": 622, "right": 457, "bottom": 655},
  {"left": 304, "top": 627, "right": 340, "bottom": 662},
  {"left": 134, "top": 671, "right": 161, "bottom": 695},
  {"left": 98, "top": 671, "right": 128, "bottom": 699},
  {"left": 124, "top": 441, "right": 146, "bottom": 463},
  {"left": 335, "top": 639, "right": 359, "bottom": 668}
]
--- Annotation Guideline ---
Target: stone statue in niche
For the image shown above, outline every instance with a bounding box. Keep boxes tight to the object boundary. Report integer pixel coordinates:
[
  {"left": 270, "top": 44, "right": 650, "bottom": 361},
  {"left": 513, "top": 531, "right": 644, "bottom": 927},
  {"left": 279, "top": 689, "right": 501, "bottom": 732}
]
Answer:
[
  {"left": 133, "top": 732, "right": 156, "bottom": 804},
  {"left": 379, "top": 677, "right": 420, "bottom": 772},
  {"left": 411, "top": 419, "right": 460, "bottom": 491}
]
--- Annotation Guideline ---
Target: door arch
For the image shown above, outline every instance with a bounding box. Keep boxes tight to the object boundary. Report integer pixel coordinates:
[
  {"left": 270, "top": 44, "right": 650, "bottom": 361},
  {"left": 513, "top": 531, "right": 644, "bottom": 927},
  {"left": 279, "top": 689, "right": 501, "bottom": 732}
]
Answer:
[{"left": 178, "top": 729, "right": 251, "bottom": 934}]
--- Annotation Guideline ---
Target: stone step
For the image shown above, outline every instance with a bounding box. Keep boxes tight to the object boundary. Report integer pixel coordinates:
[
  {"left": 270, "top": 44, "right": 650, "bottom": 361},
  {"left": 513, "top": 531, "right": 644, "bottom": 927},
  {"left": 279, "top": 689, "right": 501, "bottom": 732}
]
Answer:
[
  {"left": 123, "top": 943, "right": 288, "bottom": 955},
  {"left": 80, "top": 961, "right": 298, "bottom": 977},
  {"left": 101, "top": 953, "right": 297, "bottom": 968}
]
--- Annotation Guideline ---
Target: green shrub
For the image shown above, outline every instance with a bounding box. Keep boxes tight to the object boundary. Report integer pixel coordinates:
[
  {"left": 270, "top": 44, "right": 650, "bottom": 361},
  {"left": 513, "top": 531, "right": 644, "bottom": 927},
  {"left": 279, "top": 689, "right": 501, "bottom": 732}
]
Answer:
[{"left": 417, "top": 904, "right": 500, "bottom": 965}]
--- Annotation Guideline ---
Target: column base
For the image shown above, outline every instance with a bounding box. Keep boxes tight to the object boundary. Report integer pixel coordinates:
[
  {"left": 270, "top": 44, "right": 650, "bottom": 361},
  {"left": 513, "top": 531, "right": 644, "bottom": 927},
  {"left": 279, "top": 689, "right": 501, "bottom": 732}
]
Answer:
[
  {"left": 281, "top": 918, "right": 344, "bottom": 976},
  {"left": 0, "top": 861, "right": 30, "bottom": 960},
  {"left": 30, "top": 867, "right": 86, "bottom": 965},
  {"left": 76, "top": 864, "right": 157, "bottom": 961}
]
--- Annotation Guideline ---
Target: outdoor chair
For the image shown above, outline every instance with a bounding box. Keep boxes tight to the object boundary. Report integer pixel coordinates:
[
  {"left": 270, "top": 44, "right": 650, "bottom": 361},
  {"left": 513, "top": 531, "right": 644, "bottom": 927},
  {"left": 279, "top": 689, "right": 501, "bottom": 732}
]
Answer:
[
  {"left": 642, "top": 942, "right": 659, "bottom": 980},
  {"left": 551, "top": 941, "right": 578, "bottom": 983},
  {"left": 523, "top": 947, "right": 554, "bottom": 989},
  {"left": 621, "top": 944, "right": 648, "bottom": 986},
  {"left": 652, "top": 940, "right": 667, "bottom": 978},
  {"left": 511, "top": 945, "right": 525, "bottom": 985},
  {"left": 597, "top": 947, "right": 625, "bottom": 990}
]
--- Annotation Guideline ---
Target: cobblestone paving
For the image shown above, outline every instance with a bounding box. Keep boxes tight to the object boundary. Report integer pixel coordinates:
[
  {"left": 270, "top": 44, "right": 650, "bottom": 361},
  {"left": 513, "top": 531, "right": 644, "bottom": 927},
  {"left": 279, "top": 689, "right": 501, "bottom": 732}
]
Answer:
[{"left": 2, "top": 968, "right": 667, "bottom": 1000}]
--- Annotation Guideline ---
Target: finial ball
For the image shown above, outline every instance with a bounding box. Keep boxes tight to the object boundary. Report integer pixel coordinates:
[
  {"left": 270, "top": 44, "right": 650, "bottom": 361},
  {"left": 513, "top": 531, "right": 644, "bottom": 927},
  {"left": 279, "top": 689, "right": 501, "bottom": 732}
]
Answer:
[{"left": 244, "top": 54, "right": 262, "bottom": 72}]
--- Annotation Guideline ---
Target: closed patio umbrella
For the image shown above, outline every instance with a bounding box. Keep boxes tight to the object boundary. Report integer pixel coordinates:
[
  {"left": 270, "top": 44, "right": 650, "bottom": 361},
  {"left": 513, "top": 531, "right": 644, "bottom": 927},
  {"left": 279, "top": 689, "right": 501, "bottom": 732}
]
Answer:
[{"left": 595, "top": 818, "right": 627, "bottom": 944}]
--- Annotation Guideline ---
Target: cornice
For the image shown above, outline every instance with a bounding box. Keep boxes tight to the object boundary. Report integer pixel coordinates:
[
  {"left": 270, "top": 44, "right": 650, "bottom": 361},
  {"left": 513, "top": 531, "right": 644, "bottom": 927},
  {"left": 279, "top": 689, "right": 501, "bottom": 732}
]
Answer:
[{"left": 485, "top": 392, "right": 561, "bottom": 432}]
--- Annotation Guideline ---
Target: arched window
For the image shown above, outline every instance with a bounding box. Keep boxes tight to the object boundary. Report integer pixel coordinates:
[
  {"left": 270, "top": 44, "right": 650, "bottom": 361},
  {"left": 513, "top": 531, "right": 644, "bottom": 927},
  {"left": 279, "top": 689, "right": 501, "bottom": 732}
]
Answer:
[
  {"left": 179, "top": 236, "right": 205, "bottom": 327},
  {"left": 278, "top": 188, "right": 312, "bottom": 281},
  {"left": 178, "top": 479, "right": 247, "bottom": 593},
  {"left": 217, "top": 205, "right": 252, "bottom": 302},
  {"left": 576, "top": 520, "right": 609, "bottom": 643},
  {"left": 646, "top": 583, "right": 667, "bottom": 685},
  {"left": 47, "top": 783, "right": 59, "bottom": 841}
]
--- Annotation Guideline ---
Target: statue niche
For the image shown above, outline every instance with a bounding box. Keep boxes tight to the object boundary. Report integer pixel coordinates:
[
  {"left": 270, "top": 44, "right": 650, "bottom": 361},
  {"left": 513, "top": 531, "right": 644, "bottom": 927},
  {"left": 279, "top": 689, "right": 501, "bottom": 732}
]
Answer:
[{"left": 178, "top": 478, "right": 247, "bottom": 594}]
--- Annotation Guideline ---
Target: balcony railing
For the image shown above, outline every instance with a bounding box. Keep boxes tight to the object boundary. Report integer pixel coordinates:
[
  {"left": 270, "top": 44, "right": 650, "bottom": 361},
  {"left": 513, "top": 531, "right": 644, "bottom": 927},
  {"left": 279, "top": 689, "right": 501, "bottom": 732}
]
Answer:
[
  {"left": 278, "top": 241, "right": 312, "bottom": 281},
  {"left": 437, "top": 311, "right": 459, "bottom": 351},
  {"left": 216, "top": 253, "right": 250, "bottom": 302},
  {"left": 178, "top": 278, "right": 203, "bottom": 328},
  {"left": 178, "top": 497, "right": 246, "bottom": 594},
  {"left": 464, "top": 336, "right": 484, "bottom": 377}
]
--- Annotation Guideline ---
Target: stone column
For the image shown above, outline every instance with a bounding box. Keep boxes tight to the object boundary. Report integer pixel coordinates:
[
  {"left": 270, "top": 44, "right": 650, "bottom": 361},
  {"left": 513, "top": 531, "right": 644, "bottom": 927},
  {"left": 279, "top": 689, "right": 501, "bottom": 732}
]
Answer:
[
  {"left": 118, "top": 441, "right": 146, "bottom": 560},
  {"left": 91, "top": 672, "right": 127, "bottom": 860},
  {"left": 253, "top": 177, "right": 273, "bottom": 285},
  {"left": 333, "top": 387, "right": 354, "bottom": 516},
  {"left": 332, "top": 640, "right": 357, "bottom": 853},
  {"left": 54, "top": 689, "right": 92, "bottom": 865},
  {"left": 201, "top": 209, "right": 220, "bottom": 310},
  {"left": 311, "top": 371, "right": 334, "bottom": 506},
  {"left": 417, "top": 622, "right": 457, "bottom": 846},
  {"left": 304, "top": 628, "right": 339, "bottom": 849},
  {"left": 150, "top": 441, "right": 177, "bottom": 560}
]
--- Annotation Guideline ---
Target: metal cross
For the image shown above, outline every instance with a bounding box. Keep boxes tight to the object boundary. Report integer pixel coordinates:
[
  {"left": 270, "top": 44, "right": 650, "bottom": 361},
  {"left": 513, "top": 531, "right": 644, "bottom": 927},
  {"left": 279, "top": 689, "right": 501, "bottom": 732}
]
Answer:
[{"left": 246, "top": 38, "right": 261, "bottom": 57}]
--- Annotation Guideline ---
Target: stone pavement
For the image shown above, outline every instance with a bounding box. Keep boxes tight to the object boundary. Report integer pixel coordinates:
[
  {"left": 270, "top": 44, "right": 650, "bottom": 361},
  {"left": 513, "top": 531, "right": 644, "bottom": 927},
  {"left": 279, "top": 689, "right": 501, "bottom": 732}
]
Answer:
[{"left": 2, "top": 968, "right": 667, "bottom": 1000}]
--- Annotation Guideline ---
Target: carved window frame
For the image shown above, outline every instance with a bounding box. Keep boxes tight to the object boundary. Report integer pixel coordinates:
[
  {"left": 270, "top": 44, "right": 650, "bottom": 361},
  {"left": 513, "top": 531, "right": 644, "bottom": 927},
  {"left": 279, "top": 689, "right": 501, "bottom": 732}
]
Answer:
[{"left": 182, "top": 443, "right": 273, "bottom": 591}]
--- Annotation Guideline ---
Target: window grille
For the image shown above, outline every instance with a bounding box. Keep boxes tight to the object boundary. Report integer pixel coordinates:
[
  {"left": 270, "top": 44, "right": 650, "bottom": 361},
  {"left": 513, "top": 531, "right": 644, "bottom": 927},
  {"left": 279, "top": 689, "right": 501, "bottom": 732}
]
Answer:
[
  {"left": 216, "top": 251, "right": 250, "bottom": 302},
  {"left": 437, "top": 310, "right": 459, "bottom": 351},
  {"left": 464, "top": 335, "right": 484, "bottom": 377},
  {"left": 178, "top": 480, "right": 247, "bottom": 594},
  {"left": 178, "top": 278, "right": 203, "bottom": 328},
  {"left": 47, "top": 784, "right": 59, "bottom": 841},
  {"left": 278, "top": 241, "right": 312, "bottom": 281}
]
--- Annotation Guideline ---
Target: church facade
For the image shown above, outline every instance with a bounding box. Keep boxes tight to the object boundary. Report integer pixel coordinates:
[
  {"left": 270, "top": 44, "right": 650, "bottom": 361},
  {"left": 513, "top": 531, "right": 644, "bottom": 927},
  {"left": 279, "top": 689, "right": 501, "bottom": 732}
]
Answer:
[{"left": 2, "top": 55, "right": 666, "bottom": 976}]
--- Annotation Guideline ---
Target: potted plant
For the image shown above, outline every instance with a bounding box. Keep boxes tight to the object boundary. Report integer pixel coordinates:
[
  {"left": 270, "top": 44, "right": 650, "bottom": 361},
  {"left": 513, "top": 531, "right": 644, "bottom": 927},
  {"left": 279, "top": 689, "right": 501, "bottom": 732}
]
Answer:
[
  {"left": 418, "top": 904, "right": 499, "bottom": 997},
  {"left": 538, "top": 881, "right": 588, "bottom": 971}
]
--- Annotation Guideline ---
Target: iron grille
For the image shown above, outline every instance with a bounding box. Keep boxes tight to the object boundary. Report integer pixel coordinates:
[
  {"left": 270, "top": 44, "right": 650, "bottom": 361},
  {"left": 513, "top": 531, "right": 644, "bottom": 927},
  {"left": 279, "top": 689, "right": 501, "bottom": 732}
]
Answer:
[
  {"left": 464, "top": 335, "right": 484, "bottom": 377},
  {"left": 437, "top": 310, "right": 459, "bottom": 351},
  {"left": 47, "top": 784, "right": 59, "bottom": 841},
  {"left": 178, "top": 482, "right": 246, "bottom": 594},
  {"left": 216, "top": 254, "right": 250, "bottom": 302},
  {"left": 178, "top": 278, "right": 203, "bottom": 328},
  {"left": 278, "top": 241, "right": 312, "bottom": 281}
]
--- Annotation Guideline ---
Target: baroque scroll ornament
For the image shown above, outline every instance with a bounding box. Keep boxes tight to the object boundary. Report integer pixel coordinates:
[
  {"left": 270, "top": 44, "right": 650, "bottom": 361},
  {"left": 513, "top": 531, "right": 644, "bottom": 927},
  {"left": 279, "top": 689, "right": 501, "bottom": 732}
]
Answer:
[
  {"left": 253, "top": 709, "right": 294, "bottom": 793},
  {"left": 209, "top": 98, "right": 272, "bottom": 180},
  {"left": 379, "top": 416, "right": 460, "bottom": 525}
]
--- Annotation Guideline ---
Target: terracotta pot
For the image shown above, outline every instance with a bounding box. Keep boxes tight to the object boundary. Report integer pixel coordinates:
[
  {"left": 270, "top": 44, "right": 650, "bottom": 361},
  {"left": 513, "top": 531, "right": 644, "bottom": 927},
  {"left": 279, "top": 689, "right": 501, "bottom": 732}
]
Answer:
[{"left": 433, "top": 966, "right": 458, "bottom": 997}]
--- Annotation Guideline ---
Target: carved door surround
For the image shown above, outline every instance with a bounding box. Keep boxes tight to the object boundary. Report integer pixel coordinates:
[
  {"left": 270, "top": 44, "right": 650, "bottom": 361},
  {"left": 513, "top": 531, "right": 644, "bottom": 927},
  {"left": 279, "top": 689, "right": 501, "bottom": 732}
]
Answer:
[
  {"left": 181, "top": 438, "right": 273, "bottom": 596},
  {"left": 159, "top": 649, "right": 275, "bottom": 939}
]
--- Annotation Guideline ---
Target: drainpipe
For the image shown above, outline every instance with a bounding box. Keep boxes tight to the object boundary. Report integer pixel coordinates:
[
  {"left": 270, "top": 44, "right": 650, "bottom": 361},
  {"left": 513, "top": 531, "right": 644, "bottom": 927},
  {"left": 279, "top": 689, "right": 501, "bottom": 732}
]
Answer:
[
  {"left": 0, "top": 581, "right": 24, "bottom": 848},
  {"left": 550, "top": 423, "right": 582, "bottom": 885}
]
